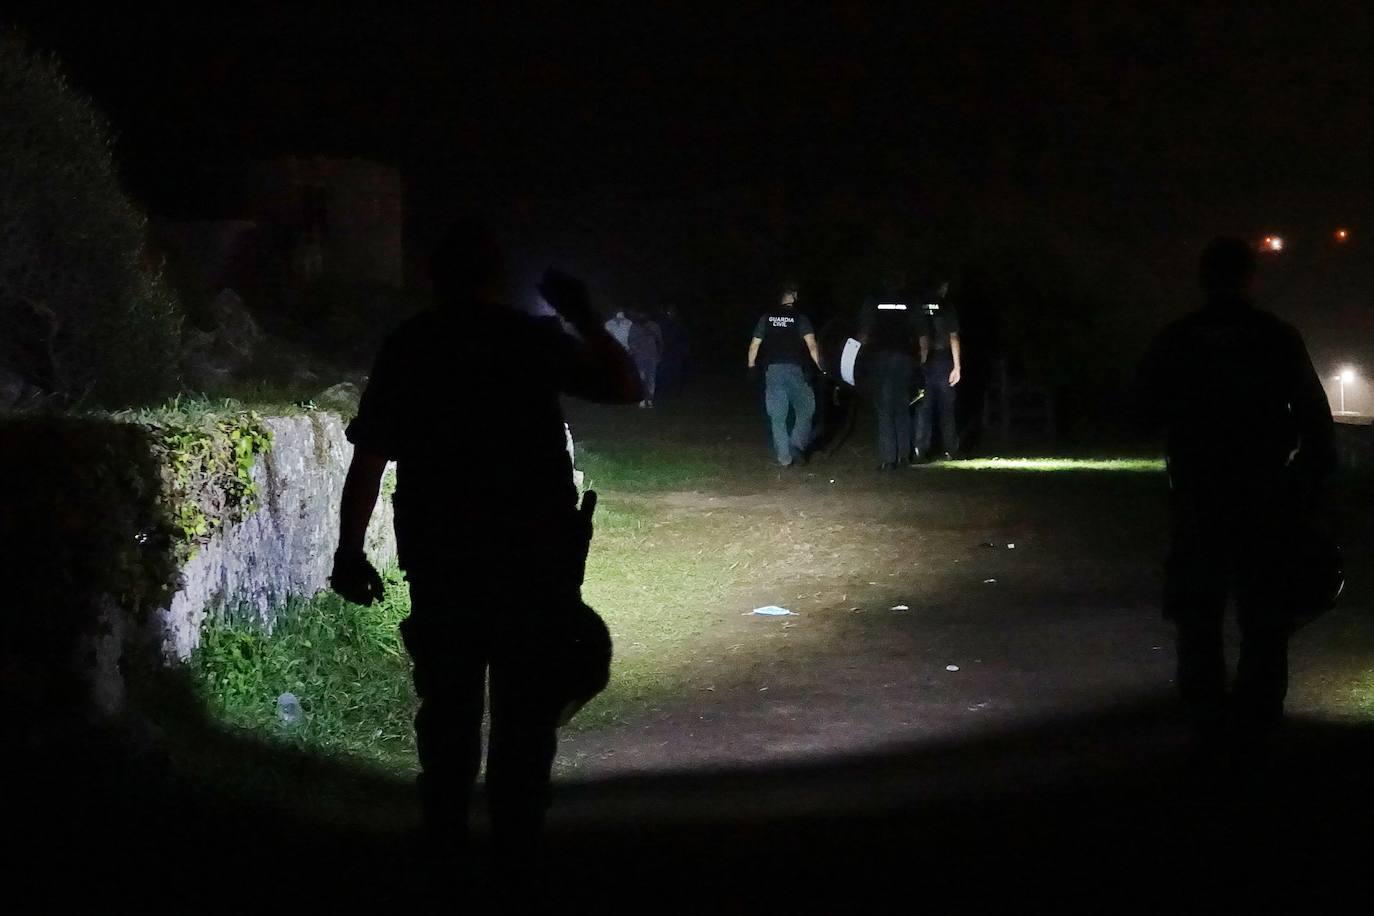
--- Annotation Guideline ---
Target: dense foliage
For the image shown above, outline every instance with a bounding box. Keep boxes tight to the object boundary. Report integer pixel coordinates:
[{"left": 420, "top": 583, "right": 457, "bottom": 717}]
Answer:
[
  {"left": 0, "top": 35, "right": 182, "bottom": 407},
  {"left": 115, "top": 399, "right": 274, "bottom": 561}
]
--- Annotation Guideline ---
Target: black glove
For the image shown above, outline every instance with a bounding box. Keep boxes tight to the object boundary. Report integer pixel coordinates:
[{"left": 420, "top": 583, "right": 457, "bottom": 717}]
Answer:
[{"left": 330, "top": 549, "right": 385, "bottom": 606}]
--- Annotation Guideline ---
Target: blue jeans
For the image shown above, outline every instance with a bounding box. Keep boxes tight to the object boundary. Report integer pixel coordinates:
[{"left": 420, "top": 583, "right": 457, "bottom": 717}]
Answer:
[
  {"left": 915, "top": 349, "right": 958, "bottom": 456},
  {"left": 764, "top": 363, "right": 815, "bottom": 464},
  {"left": 872, "top": 351, "right": 914, "bottom": 464}
]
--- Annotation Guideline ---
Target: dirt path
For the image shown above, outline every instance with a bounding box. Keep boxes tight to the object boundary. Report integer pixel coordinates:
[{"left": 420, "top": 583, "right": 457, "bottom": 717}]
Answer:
[{"left": 555, "top": 393, "right": 1374, "bottom": 807}]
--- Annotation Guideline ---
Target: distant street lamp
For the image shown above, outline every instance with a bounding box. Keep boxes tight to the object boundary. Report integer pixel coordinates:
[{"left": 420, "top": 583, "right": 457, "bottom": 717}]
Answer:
[
  {"left": 1335, "top": 367, "right": 1356, "bottom": 414},
  {"left": 1335, "top": 228, "right": 1351, "bottom": 243},
  {"left": 1262, "top": 235, "right": 1284, "bottom": 252}
]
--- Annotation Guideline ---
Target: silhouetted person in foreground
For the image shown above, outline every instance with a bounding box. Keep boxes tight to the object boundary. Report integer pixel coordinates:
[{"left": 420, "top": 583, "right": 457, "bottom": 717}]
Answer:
[
  {"left": 330, "top": 222, "right": 642, "bottom": 865},
  {"left": 1139, "top": 237, "right": 1334, "bottom": 766}
]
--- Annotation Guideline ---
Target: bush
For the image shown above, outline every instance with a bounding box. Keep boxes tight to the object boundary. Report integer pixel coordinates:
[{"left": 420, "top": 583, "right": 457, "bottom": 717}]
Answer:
[
  {"left": 0, "top": 35, "right": 183, "bottom": 407},
  {"left": 0, "top": 416, "right": 176, "bottom": 718}
]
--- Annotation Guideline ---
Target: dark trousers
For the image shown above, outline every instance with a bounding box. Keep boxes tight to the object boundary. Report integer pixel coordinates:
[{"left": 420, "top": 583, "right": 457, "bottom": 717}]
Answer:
[
  {"left": 1165, "top": 494, "right": 1294, "bottom": 738},
  {"left": 914, "top": 348, "right": 958, "bottom": 456},
  {"left": 402, "top": 576, "right": 562, "bottom": 851},
  {"left": 872, "top": 350, "right": 914, "bottom": 464}
]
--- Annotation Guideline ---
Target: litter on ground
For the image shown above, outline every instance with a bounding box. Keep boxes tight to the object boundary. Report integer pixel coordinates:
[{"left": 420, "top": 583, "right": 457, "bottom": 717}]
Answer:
[{"left": 749, "top": 606, "right": 796, "bottom": 616}]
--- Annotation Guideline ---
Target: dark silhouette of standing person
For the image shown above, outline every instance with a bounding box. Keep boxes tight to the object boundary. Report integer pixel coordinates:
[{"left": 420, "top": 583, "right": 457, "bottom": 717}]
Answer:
[
  {"left": 858, "top": 271, "right": 921, "bottom": 470},
  {"left": 1139, "top": 236, "right": 1334, "bottom": 765},
  {"left": 913, "top": 278, "right": 963, "bottom": 462},
  {"left": 656, "top": 304, "right": 690, "bottom": 400},
  {"left": 627, "top": 309, "right": 662, "bottom": 407},
  {"left": 329, "top": 222, "right": 642, "bottom": 863}
]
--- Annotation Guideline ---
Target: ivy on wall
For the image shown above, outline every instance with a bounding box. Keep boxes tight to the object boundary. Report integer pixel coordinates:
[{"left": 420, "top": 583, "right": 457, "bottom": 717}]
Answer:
[
  {"left": 117, "top": 400, "right": 274, "bottom": 562},
  {"left": 0, "top": 402, "right": 275, "bottom": 692}
]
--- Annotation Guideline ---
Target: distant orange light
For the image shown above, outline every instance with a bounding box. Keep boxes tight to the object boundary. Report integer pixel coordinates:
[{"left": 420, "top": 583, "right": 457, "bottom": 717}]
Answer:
[
  {"left": 1262, "top": 235, "right": 1284, "bottom": 252},
  {"left": 1335, "top": 228, "right": 1350, "bottom": 242}
]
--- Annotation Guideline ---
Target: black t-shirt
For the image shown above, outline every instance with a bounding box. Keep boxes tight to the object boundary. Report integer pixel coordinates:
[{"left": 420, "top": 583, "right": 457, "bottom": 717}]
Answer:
[
  {"left": 752, "top": 310, "right": 814, "bottom": 367},
  {"left": 347, "top": 306, "right": 580, "bottom": 567},
  {"left": 922, "top": 302, "right": 960, "bottom": 350},
  {"left": 859, "top": 296, "right": 920, "bottom": 354},
  {"left": 1138, "top": 300, "right": 1335, "bottom": 492}
]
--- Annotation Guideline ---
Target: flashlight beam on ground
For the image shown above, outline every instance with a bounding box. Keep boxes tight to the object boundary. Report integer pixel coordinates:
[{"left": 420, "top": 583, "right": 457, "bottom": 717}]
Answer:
[{"left": 938, "top": 458, "right": 1164, "bottom": 473}]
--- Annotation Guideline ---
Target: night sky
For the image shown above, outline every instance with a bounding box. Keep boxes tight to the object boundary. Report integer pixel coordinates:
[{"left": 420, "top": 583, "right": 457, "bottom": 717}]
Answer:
[{"left": 9, "top": 0, "right": 1374, "bottom": 353}]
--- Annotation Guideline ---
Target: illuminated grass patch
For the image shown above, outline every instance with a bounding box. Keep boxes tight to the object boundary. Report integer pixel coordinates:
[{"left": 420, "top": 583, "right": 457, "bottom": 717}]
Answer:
[
  {"left": 191, "top": 572, "right": 418, "bottom": 771},
  {"left": 185, "top": 497, "right": 745, "bottom": 773},
  {"left": 1354, "top": 674, "right": 1374, "bottom": 718},
  {"left": 578, "top": 443, "right": 726, "bottom": 492},
  {"left": 941, "top": 457, "right": 1165, "bottom": 473}
]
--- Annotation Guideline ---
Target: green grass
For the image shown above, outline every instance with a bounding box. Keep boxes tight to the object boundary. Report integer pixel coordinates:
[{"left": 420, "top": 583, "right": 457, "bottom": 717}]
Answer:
[
  {"left": 113, "top": 391, "right": 319, "bottom": 424},
  {"left": 577, "top": 441, "right": 727, "bottom": 492},
  {"left": 1354, "top": 674, "right": 1374, "bottom": 718},
  {"left": 575, "top": 505, "right": 740, "bottom": 729},
  {"left": 191, "top": 571, "right": 418, "bottom": 771},
  {"left": 186, "top": 493, "right": 741, "bottom": 773},
  {"left": 941, "top": 457, "right": 1165, "bottom": 473}
]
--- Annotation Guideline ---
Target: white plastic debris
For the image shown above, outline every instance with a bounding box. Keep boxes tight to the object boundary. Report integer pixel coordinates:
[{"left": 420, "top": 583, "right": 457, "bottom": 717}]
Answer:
[
  {"left": 946, "top": 665, "right": 960, "bottom": 672},
  {"left": 1007, "top": 543, "right": 1016, "bottom": 549},
  {"left": 276, "top": 692, "right": 302, "bottom": 727},
  {"left": 983, "top": 578, "right": 997, "bottom": 584},
  {"left": 891, "top": 604, "right": 910, "bottom": 611},
  {"left": 750, "top": 606, "right": 796, "bottom": 616}
]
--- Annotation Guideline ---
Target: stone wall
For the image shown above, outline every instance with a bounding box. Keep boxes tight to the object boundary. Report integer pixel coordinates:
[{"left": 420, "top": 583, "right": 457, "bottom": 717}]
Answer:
[{"left": 151, "top": 412, "right": 395, "bottom": 661}]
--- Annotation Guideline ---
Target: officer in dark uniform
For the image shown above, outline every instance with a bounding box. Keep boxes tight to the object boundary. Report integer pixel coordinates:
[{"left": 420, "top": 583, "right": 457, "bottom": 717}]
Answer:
[
  {"left": 859, "top": 272, "right": 922, "bottom": 469},
  {"left": 1139, "top": 236, "right": 1334, "bottom": 762},
  {"left": 329, "top": 222, "right": 642, "bottom": 863},
  {"left": 913, "top": 280, "right": 962, "bottom": 462},
  {"left": 747, "top": 283, "right": 822, "bottom": 466}
]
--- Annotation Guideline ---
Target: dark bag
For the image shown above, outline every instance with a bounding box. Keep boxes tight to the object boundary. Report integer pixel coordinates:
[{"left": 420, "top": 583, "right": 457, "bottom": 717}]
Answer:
[
  {"left": 547, "top": 599, "right": 613, "bottom": 726},
  {"left": 550, "top": 490, "right": 613, "bottom": 725}
]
